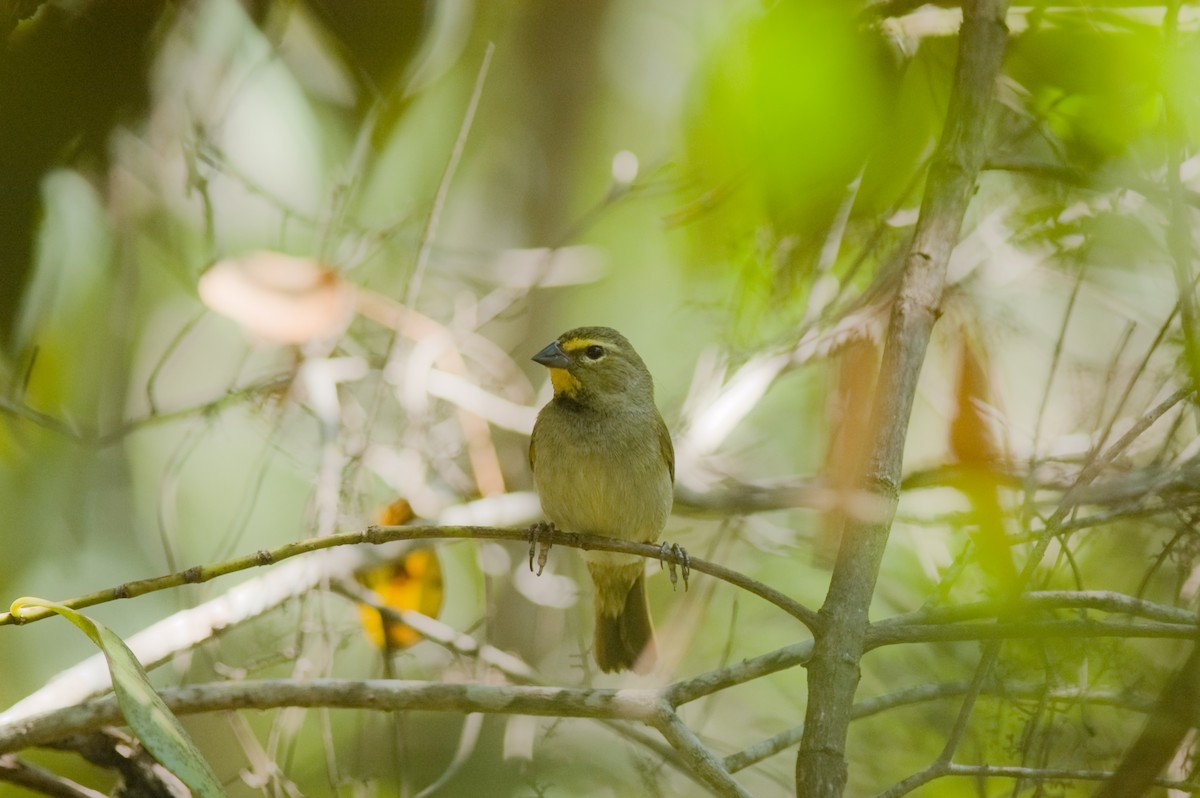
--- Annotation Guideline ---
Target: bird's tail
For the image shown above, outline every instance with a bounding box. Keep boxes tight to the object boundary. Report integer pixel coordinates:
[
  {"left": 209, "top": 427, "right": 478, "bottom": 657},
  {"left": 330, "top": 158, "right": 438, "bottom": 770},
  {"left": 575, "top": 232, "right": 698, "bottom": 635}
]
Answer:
[{"left": 589, "top": 562, "right": 655, "bottom": 673}]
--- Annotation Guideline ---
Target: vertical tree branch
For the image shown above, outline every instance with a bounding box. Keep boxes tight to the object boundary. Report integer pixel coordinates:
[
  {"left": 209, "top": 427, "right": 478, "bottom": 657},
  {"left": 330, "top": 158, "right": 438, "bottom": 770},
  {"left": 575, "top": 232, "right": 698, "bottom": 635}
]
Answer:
[{"left": 795, "top": 1, "right": 1011, "bottom": 795}]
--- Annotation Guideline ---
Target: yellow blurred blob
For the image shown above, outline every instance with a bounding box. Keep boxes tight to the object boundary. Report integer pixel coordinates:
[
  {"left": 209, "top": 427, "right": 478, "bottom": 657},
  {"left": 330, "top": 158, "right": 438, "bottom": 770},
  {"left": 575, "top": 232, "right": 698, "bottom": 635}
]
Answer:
[
  {"left": 355, "top": 498, "right": 443, "bottom": 649},
  {"left": 356, "top": 548, "right": 444, "bottom": 650}
]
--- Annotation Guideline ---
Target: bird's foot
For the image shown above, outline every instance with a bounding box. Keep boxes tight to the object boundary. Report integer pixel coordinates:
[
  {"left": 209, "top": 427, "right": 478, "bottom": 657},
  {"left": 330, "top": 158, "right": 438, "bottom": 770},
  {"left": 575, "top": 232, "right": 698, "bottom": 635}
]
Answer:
[
  {"left": 659, "top": 542, "right": 690, "bottom": 591},
  {"left": 528, "top": 521, "right": 556, "bottom": 576}
]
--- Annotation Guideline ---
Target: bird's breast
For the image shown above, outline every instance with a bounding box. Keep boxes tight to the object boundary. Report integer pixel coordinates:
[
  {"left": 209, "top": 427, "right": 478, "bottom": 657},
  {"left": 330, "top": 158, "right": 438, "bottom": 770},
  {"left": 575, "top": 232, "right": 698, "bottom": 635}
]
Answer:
[{"left": 533, "top": 414, "right": 672, "bottom": 545}]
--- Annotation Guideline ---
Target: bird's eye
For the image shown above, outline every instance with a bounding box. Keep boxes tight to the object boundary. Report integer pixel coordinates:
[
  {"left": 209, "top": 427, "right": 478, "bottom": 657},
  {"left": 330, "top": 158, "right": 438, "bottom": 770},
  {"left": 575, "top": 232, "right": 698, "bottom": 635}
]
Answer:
[{"left": 584, "top": 345, "right": 605, "bottom": 360}]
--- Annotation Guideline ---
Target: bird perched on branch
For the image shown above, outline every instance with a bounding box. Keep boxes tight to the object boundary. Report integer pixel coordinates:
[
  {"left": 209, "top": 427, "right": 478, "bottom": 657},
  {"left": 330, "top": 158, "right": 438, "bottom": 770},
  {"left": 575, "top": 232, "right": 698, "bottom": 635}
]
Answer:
[{"left": 529, "top": 326, "right": 674, "bottom": 673}]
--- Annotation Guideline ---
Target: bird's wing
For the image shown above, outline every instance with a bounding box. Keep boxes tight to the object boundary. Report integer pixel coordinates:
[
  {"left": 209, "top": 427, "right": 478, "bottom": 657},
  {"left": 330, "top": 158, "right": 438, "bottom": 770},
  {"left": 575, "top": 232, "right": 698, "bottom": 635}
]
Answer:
[{"left": 657, "top": 412, "right": 675, "bottom": 483}]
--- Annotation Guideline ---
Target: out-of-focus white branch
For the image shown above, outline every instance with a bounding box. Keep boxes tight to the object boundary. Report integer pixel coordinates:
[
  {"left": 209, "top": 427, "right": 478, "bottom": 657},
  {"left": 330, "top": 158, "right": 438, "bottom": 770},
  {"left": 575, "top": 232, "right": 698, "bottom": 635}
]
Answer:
[
  {"left": 330, "top": 580, "right": 539, "bottom": 683},
  {"left": 426, "top": 369, "right": 538, "bottom": 433},
  {"left": 0, "top": 494, "right": 541, "bottom": 726},
  {"left": 676, "top": 351, "right": 792, "bottom": 467},
  {"left": 673, "top": 300, "right": 885, "bottom": 492}
]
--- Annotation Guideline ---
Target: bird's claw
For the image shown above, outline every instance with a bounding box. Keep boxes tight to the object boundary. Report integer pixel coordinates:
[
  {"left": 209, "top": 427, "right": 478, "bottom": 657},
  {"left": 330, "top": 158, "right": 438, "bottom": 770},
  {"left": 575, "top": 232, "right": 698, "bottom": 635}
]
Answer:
[
  {"left": 659, "top": 542, "right": 690, "bottom": 591},
  {"left": 528, "top": 521, "right": 555, "bottom": 576}
]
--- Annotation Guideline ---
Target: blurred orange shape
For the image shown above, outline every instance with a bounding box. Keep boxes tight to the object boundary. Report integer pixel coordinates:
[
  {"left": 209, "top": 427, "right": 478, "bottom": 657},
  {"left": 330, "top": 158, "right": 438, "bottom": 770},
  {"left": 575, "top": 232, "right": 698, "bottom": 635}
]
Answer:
[
  {"left": 949, "top": 337, "right": 1018, "bottom": 590},
  {"left": 376, "top": 497, "right": 415, "bottom": 527},
  {"left": 816, "top": 338, "right": 878, "bottom": 565},
  {"left": 949, "top": 337, "right": 1002, "bottom": 468},
  {"left": 198, "top": 251, "right": 355, "bottom": 344},
  {"left": 356, "top": 548, "right": 444, "bottom": 649}
]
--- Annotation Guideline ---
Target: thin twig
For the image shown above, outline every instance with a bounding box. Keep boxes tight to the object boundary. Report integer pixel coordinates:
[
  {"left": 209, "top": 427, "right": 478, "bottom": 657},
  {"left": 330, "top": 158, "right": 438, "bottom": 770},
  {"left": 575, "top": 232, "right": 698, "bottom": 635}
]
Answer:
[
  {"left": 330, "top": 580, "right": 539, "bottom": 683},
  {"left": 724, "top": 680, "right": 1159, "bottom": 773},
  {"left": 945, "top": 763, "right": 1199, "bottom": 792},
  {"left": 877, "top": 643, "right": 1000, "bottom": 797},
  {"left": 0, "top": 679, "right": 661, "bottom": 754},
  {"left": 405, "top": 42, "right": 495, "bottom": 309},
  {"left": 0, "top": 524, "right": 820, "bottom": 632},
  {"left": 0, "top": 754, "right": 107, "bottom": 798},
  {"left": 336, "top": 580, "right": 721, "bottom": 793},
  {"left": 878, "top": 590, "right": 1200, "bottom": 628},
  {"left": 666, "top": 641, "right": 814, "bottom": 707},
  {"left": 650, "top": 706, "right": 753, "bottom": 798},
  {"left": 865, "top": 618, "right": 1199, "bottom": 649},
  {"left": 1019, "top": 387, "right": 1194, "bottom": 583}
]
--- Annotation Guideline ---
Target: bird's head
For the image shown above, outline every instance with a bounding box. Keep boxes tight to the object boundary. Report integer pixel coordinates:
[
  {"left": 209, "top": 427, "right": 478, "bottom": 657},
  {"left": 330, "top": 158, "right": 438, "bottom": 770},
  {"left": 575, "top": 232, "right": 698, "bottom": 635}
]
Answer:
[{"left": 532, "top": 326, "right": 654, "bottom": 409}]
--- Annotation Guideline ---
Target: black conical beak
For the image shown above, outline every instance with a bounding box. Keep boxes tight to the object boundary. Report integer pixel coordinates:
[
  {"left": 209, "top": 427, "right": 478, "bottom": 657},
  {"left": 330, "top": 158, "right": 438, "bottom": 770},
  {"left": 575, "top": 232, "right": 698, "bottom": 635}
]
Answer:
[{"left": 532, "top": 340, "right": 570, "bottom": 369}]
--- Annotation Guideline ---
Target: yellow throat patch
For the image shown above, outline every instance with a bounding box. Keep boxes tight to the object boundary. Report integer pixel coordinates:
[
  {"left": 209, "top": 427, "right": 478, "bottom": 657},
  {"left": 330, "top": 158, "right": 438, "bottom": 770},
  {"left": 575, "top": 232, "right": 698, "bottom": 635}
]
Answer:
[{"left": 549, "top": 367, "right": 582, "bottom": 396}]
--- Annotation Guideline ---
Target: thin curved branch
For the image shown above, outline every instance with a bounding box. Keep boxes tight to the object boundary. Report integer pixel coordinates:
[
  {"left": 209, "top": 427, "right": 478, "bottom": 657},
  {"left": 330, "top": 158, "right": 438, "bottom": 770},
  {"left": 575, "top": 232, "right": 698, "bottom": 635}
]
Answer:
[
  {"left": 0, "top": 498, "right": 818, "bottom": 727},
  {"left": 335, "top": 581, "right": 716, "bottom": 793},
  {"left": 865, "top": 618, "right": 1199, "bottom": 649},
  {"left": 879, "top": 762, "right": 1200, "bottom": 798},
  {"left": 0, "top": 679, "right": 660, "bottom": 755},
  {"left": 330, "top": 580, "right": 539, "bottom": 681},
  {"left": 879, "top": 643, "right": 1000, "bottom": 797},
  {"left": 879, "top": 590, "right": 1199, "bottom": 628},
  {"left": 0, "top": 754, "right": 107, "bottom": 798},
  {"left": 665, "top": 641, "right": 813, "bottom": 707},
  {"left": 0, "top": 524, "right": 820, "bottom": 632},
  {"left": 724, "top": 680, "right": 1159, "bottom": 773},
  {"left": 0, "top": 375, "right": 293, "bottom": 447},
  {"left": 945, "top": 764, "right": 1197, "bottom": 793},
  {"left": 649, "top": 708, "right": 753, "bottom": 798},
  {"left": 1014, "top": 387, "right": 1194, "bottom": 605},
  {"left": 0, "top": 679, "right": 750, "bottom": 798},
  {"left": 984, "top": 155, "right": 1200, "bottom": 210}
]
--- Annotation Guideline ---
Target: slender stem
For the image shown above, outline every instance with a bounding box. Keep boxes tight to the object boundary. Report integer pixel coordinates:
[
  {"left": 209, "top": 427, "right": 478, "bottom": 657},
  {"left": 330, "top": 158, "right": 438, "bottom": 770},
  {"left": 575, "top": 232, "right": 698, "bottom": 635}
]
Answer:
[
  {"left": 0, "top": 680, "right": 660, "bottom": 754},
  {"left": 0, "top": 524, "right": 819, "bottom": 632},
  {"left": 405, "top": 43, "right": 495, "bottom": 309},
  {"left": 651, "top": 707, "right": 754, "bottom": 798}
]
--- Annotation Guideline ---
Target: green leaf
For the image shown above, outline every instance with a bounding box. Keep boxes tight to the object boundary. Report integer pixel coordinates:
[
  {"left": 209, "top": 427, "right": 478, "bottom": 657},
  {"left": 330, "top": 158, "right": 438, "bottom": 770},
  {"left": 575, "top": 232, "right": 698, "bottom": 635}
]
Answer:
[{"left": 10, "top": 597, "right": 226, "bottom": 797}]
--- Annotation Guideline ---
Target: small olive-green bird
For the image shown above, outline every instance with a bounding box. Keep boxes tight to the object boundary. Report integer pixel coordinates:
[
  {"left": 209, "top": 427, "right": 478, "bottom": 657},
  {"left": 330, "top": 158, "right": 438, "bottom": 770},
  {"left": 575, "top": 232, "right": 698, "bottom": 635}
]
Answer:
[{"left": 529, "top": 326, "right": 674, "bottom": 673}]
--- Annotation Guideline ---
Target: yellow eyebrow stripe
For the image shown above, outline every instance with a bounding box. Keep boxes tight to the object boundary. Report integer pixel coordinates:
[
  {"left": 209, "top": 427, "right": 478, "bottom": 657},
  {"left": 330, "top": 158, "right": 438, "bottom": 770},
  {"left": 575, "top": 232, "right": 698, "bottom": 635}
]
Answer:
[{"left": 560, "top": 338, "right": 618, "bottom": 353}]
